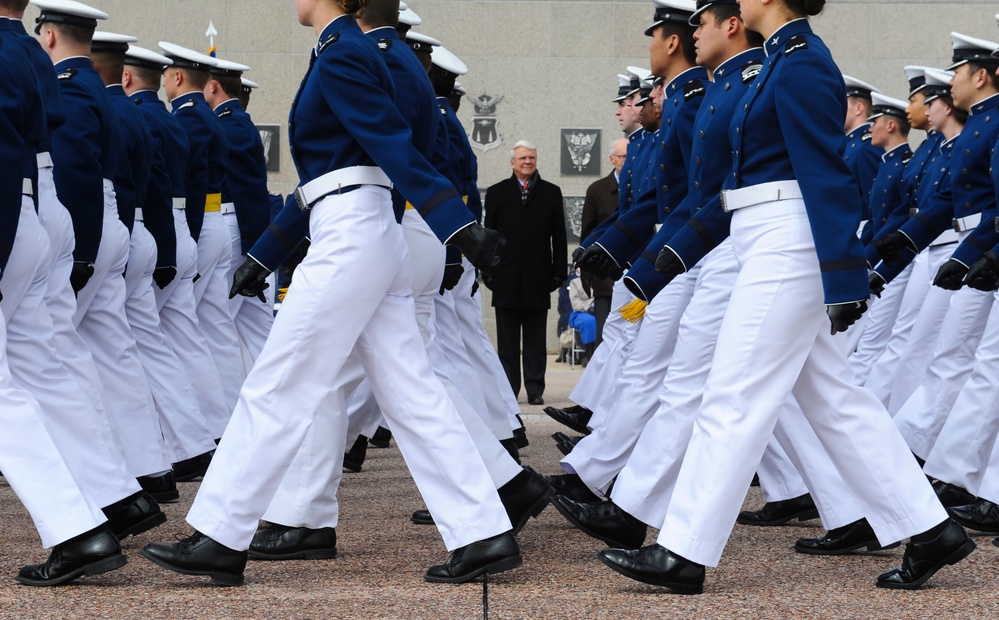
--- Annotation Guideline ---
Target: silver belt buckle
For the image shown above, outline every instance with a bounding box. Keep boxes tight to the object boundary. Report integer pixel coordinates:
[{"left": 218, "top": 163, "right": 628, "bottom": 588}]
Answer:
[
  {"left": 294, "top": 186, "right": 311, "bottom": 212},
  {"left": 720, "top": 190, "right": 730, "bottom": 213},
  {"left": 909, "top": 208, "right": 919, "bottom": 217}
]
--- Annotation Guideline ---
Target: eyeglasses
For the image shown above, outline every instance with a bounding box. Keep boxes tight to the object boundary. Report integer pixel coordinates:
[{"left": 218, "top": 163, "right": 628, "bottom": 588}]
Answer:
[{"left": 610, "top": 154, "right": 626, "bottom": 159}]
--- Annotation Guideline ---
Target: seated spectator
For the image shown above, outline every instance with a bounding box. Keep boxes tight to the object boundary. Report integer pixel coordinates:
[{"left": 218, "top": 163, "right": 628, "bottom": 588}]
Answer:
[
  {"left": 555, "top": 269, "right": 575, "bottom": 363},
  {"left": 568, "top": 270, "right": 597, "bottom": 366}
]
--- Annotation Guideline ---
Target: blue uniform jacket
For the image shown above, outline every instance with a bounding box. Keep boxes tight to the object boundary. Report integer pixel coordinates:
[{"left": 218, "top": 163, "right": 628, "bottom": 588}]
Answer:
[
  {"left": 441, "top": 104, "right": 482, "bottom": 222},
  {"left": 215, "top": 99, "right": 271, "bottom": 255},
  {"left": 595, "top": 67, "right": 708, "bottom": 268},
  {"left": 625, "top": 49, "right": 765, "bottom": 301},
  {"left": 9, "top": 19, "right": 63, "bottom": 155},
  {"left": 249, "top": 16, "right": 473, "bottom": 271},
  {"left": 581, "top": 128, "right": 647, "bottom": 248},
  {"left": 132, "top": 90, "right": 188, "bottom": 268},
  {"left": 172, "top": 91, "right": 227, "bottom": 242},
  {"left": 845, "top": 123, "right": 882, "bottom": 221},
  {"left": 729, "top": 19, "right": 868, "bottom": 304},
  {"left": 107, "top": 84, "right": 151, "bottom": 234},
  {"left": 0, "top": 24, "right": 45, "bottom": 274},
  {"left": 51, "top": 56, "right": 122, "bottom": 264},
  {"left": 860, "top": 143, "right": 911, "bottom": 261},
  {"left": 899, "top": 95, "right": 999, "bottom": 264}
]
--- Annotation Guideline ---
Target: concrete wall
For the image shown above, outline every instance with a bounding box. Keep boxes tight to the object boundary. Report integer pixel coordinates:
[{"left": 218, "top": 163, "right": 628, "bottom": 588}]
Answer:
[{"left": 26, "top": 0, "right": 999, "bottom": 351}]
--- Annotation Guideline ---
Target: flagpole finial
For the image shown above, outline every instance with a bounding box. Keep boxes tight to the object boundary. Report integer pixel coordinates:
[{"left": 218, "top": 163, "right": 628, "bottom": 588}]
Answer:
[{"left": 206, "top": 20, "right": 218, "bottom": 57}]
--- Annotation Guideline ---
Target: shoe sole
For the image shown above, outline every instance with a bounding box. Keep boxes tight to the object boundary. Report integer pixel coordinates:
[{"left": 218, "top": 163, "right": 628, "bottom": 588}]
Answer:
[
  {"left": 149, "top": 491, "right": 180, "bottom": 503},
  {"left": 596, "top": 552, "right": 703, "bottom": 595},
  {"left": 139, "top": 548, "right": 244, "bottom": 586},
  {"left": 876, "top": 538, "right": 977, "bottom": 590},
  {"left": 411, "top": 516, "right": 435, "bottom": 525},
  {"left": 550, "top": 497, "right": 643, "bottom": 550},
  {"left": 174, "top": 470, "right": 209, "bottom": 482},
  {"left": 15, "top": 553, "right": 127, "bottom": 587},
  {"left": 115, "top": 510, "right": 168, "bottom": 540},
  {"left": 794, "top": 540, "right": 901, "bottom": 556},
  {"left": 423, "top": 554, "right": 523, "bottom": 583},
  {"left": 511, "top": 485, "right": 556, "bottom": 536},
  {"left": 368, "top": 441, "right": 390, "bottom": 449},
  {"left": 543, "top": 410, "right": 591, "bottom": 436},
  {"left": 556, "top": 442, "right": 572, "bottom": 457},
  {"left": 248, "top": 548, "right": 337, "bottom": 561},
  {"left": 342, "top": 462, "right": 362, "bottom": 473},
  {"left": 736, "top": 508, "right": 820, "bottom": 527}
]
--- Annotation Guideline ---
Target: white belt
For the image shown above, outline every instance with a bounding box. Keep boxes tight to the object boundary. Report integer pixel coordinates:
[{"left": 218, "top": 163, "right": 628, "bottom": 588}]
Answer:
[
  {"left": 952, "top": 212, "right": 982, "bottom": 233},
  {"left": 135, "top": 208, "right": 144, "bottom": 222},
  {"left": 37, "top": 152, "right": 53, "bottom": 169},
  {"left": 721, "top": 180, "right": 803, "bottom": 212},
  {"left": 22, "top": 178, "right": 32, "bottom": 196},
  {"left": 172, "top": 197, "right": 185, "bottom": 210},
  {"left": 930, "top": 228, "right": 960, "bottom": 246},
  {"left": 221, "top": 202, "right": 236, "bottom": 215},
  {"left": 294, "top": 166, "right": 392, "bottom": 211},
  {"left": 856, "top": 219, "right": 869, "bottom": 238}
]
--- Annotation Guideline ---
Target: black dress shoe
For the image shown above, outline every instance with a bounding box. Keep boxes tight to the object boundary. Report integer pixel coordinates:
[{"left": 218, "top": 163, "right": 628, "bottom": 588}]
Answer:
[
  {"left": 499, "top": 467, "right": 554, "bottom": 535},
  {"left": 551, "top": 496, "right": 647, "bottom": 549},
  {"left": 248, "top": 523, "right": 336, "bottom": 561},
  {"left": 424, "top": 532, "right": 522, "bottom": 583},
  {"left": 598, "top": 544, "right": 704, "bottom": 594},
  {"left": 512, "top": 427, "right": 529, "bottom": 450},
  {"left": 102, "top": 491, "right": 167, "bottom": 540},
  {"left": 544, "top": 408, "right": 592, "bottom": 435},
  {"left": 949, "top": 499, "right": 999, "bottom": 533},
  {"left": 528, "top": 396, "right": 544, "bottom": 406},
  {"left": 499, "top": 438, "right": 521, "bottom": 464},
  {"left": 369, "top": 426, "right": 392, "bottom": 448},
  {"left": 141, "top": 531, "right": 247, "bottom": 586},
  {"left": 343, "top": 434, "right": 368, "bottom": 473},
  {"left": 932, "top": 480, "right": 977, "bottom": 509},
  {"left": 173, "top": 450, "right": 214, "bottom": 482},
  {"left": 877, "top": 519, "right": 975, "bottom": 589},
  {"left": 794, "top": 518, "right": 900, "bottom": 555},
  {"left": 556, "top": 440, "right": 573, "bottom": 457},
  {"left": 16, "top": 525, "right": 127, "bottom": 586},
  {"left": 545, "top": 404, "right": 589, "bottom": 416},
  {"left": 138, "top": 472, "right": 180, "bottom": 503},
  {"left": 411, "top": 509, "right": 435, "bottom": 525},
  {"left": 737, "top": 493, "right": 819, "bottom": 526},
  {"left": 544, "top": 473, "right": 600, "bottom": 503}
]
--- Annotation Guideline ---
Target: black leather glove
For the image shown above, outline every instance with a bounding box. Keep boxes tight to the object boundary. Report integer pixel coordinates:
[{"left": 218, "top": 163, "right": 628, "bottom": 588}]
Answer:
[
  {"left": 578, "top": 245, "right": 623, "bottom": 280},
  {"left": 450, "top": 224, "right": 505, "bottom": 270},
  {"left": 654, "top": 246, "right": 686, "bottom": 284},
  {"left": 439, "top": 263, "right": 464, "bottom": 295},
  {"left": 229, "top": 257, "right": 271, "bottom": 302},
  {"left": 827, "top": 300, "right": 868, "bottom": 335},
  {"left": 571, "top": 245, "right": 586, "bottom": 267},
  {"left": 152, "top": 266, "right": 177, "bottom": 290},
  {"left": 869, "top": 272, "right": 886, "bottom": 298},
  {"left": 874, "top": 232, "right": 915, "bottom": 263},
  {"left": 933, "top": 259, "right": 969, "bottom": 291},
  {"left": 550, "top": 276, "right": 562, "bottom": 292},
  {"left": 965, "top": 251, "right": 999, "bottom": 292},
  {"left": 69, "top": 261, "right": 95, "bottom": 296}
]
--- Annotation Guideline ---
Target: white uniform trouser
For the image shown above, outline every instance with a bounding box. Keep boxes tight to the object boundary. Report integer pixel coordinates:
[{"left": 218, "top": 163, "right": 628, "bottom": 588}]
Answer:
[
  {"left": 188, "top": 187, "right": 511, "bottom": 551},
  {"left": 658, "top": 198, "right": 945, "bottom": 567},
  {"left": 850, "top": 262, "right": 913, "bottom": 384},
  {"left": 264, "top": 210, "right": 521, "bottom": 529},
  {"left": 194, "top": 210, "right": 243, "bottom": 415},
  {"left": 224, "top": 211, "right": 273, "bottom": 365},
  {"left": 126, "top": 218, "right": 216, "bottom": 463},
  {"left": 892, "top": 284, "right": 993, "bottom": 458},
  {"left": 971, "top": 439, "right": 999, "bottom": 504},
  {"left": 568, "top": 276, "right": 640, "bottom": 413},
  {"left": 0, "top": 197, "right": 114, "bottom": 547},
  {"left": 155, "top": 210, "right": 229, "bottom": 439},
  {"left": 561, "top": 267, "right": 698, "bottom": 493},
  {"left": 72, "top": 182, "right": 169, "bottom": 478},
  {"left": 923, "top": 294, "right": 999, "bottom": 494},
  {"left": 612, "top": 241, "right": 862, "bottom": 531}
]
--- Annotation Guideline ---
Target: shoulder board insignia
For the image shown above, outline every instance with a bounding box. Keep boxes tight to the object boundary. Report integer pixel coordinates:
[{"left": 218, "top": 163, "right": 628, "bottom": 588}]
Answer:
[
  {"left": 683, "top": 80, "right": 705, "bottom": 101},
  {"left": 178, "top": 101, "right": 196, "bottom": 110},
  {"left": 902, "top": 154, "right": 913, "bottom": 165},
  {"left": 57, "top": 68, "right": 77, "bottom": 81},
  {"left": 741, "top": 62, "right": 762, "bottom": 84},
  {"left": 218, "top": 108, "right": 234, "bottom": 119},
  {"left": 377, "top": 38, "right": 392, "bottom": 51},
  {"left": 862, "top": 131, "right": 872, "bottom": 142},
  {"left": 784, "top": 35, "right": 808, "bottom": 56},
  {"left": 318, "top": 32, "right": 340, "bottom": 55}
]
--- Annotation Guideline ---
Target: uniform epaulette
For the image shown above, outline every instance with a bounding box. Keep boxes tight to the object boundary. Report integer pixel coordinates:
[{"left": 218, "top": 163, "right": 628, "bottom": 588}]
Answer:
[
  {"left": 862, "top": 131, "right": 873, "bottom": 142},
  {"left": 57, "top": 67, "right": 77, "bottom": 80},
  {"left": 902, "top": 154, "right": 914, "bottom": 165},
  {"left": 741, "top": 61, "right": 762, "bottom": 84},
  {"left": 683, "top": 79, "right": 705, "bottom": 101},
  {"left": 218, "top": 108, "right": 234, "bottom": 119},
  {"left": 785, "top": 35, "right": 808, "bottom": 56},
  {"left": 377, "top": 38, "right": 392, "bottom": 51},
  {"left": 178, "top": 100, "right": 196, "bottom": 110},
  {"left": 317, "top": 32, "right": 340, "bottom": 55}
]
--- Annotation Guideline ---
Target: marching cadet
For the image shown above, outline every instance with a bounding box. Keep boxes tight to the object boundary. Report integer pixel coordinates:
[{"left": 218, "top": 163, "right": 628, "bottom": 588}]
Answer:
[
  {"left": 159, "top": 41, "right": 244, "bottom": 434},
  {"left": 203, "top": 58, "right": 274, "bottom": 363},
  {"left": 597, "top": 0, "right": 972, "bottom": 594},
  {"left": 122, "top": 44, "right": 224, "bottom": 479},
  {"left": 32, "top": 0, "right": 174, "bottom": 504},
  {"left": 843, "top": 75, "right": 884, "bottom": 216},
  {"left": 141, "top": 0, "right": 523, "bottom": 587},
  {"left": 239, "top": 76, "right": 258, "bottom": 110}
]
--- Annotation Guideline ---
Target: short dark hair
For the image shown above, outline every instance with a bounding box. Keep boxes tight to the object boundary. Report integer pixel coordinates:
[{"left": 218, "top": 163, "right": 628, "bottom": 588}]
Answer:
[
  {"left": 704, "top": 4, "right": 764, "bottom": 48},
  {"left": 0, "top": 0, "right": 30, "bottom": 11},
  {"left": 357, "top": 0, "right": 399, "bottom": 27},
  {"left": 657, "top": 21, "right": 697, "bottom": 66},
  {"left": 180, "top": 67, "right": 210, "bottom": 90},
  {"left": 213, "top": 74, "right": 242, "bottom": 99},
  {"left": 128, "top": 65, "right": 162, "bottom": 89},
  {"left": 848, "top": 95, "right": 873, "bottom": 117},
  {"left": 47, "top": 21, "right": 93, "bottom": 46},
  {"left": 967, "top": 61, "right": 999, "bottom": 93}
]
